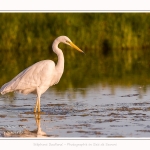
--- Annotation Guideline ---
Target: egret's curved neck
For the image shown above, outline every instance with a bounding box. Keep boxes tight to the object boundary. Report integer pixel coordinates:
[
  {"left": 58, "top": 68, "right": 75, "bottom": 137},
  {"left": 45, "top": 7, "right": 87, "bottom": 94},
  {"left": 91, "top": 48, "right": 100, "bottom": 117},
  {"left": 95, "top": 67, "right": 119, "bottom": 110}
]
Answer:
[{"left": 52, "top": 38, "right": 64, "bottom": 74}]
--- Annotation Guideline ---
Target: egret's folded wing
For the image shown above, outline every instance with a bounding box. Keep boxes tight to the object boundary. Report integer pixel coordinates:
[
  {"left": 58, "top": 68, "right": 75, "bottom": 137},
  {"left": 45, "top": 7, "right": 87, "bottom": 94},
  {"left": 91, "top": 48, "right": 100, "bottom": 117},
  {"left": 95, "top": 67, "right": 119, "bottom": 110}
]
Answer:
[{"left": 0, "top": 60, "right": 56, "bottom": 95}]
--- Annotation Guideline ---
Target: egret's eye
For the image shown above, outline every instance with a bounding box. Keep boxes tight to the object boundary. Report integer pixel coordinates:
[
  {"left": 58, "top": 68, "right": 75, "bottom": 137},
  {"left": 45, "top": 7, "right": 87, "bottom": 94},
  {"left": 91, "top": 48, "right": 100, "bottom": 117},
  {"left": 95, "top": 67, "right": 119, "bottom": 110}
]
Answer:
[{"left": 66, "top": 40, "right": 70, "bottom": 44}]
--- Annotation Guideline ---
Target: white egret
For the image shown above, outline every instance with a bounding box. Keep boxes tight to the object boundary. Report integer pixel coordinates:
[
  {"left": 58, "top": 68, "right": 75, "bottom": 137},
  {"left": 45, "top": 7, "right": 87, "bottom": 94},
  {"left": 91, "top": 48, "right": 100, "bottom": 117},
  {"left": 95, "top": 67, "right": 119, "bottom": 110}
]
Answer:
[{"left": 0, "top": 36, "right": 84, "bottom": 112}]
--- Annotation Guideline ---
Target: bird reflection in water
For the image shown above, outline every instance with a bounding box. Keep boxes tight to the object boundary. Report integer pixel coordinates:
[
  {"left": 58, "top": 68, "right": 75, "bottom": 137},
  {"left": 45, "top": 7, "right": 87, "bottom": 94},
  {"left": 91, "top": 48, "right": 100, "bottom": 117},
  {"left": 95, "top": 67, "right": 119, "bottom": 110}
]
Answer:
[{"left": 3, "top": 113, "right": 48, "bottom": 138}]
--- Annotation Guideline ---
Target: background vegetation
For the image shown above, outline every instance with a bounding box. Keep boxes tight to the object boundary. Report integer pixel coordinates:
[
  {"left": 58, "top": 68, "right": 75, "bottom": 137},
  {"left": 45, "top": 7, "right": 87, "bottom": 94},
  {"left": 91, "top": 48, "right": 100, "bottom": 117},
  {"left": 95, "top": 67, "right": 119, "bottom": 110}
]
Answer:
[{"left": 0, "top": 13, "right": 150, "bottom": 90}]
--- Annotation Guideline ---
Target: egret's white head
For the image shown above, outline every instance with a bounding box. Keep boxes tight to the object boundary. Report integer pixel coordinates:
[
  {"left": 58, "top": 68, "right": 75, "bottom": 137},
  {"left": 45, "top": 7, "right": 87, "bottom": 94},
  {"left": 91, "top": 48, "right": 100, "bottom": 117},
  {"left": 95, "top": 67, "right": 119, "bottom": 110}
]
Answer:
[
  {"left": 55, "top": 36, "right": 84, "bottom": 53},
  {"left": 60, "top": 36, "right": 72, "bottom": 46}
]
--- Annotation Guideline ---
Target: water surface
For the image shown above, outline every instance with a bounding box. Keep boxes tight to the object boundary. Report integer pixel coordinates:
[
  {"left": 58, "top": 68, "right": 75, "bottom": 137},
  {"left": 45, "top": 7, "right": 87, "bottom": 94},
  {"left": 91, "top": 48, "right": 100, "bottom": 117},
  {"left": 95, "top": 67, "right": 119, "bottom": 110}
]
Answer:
[{"left": 0, "top": 85, "right": 150, "bottom": 137}]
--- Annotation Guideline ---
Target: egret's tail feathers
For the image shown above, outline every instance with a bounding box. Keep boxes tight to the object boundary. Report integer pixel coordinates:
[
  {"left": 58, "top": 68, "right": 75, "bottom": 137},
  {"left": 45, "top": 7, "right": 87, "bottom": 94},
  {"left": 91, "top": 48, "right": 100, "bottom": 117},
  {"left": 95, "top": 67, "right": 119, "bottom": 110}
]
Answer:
[{"left": 0, "top": 82, "right": 14, "bottom": 95}]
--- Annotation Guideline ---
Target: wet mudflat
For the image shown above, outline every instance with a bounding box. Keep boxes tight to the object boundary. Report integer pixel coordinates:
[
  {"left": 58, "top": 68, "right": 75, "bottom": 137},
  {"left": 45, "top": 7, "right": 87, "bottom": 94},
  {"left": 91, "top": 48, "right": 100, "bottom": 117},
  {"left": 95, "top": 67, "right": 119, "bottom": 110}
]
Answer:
[{"left": 0, "top": 85, "right": 150, "bottom": 138}]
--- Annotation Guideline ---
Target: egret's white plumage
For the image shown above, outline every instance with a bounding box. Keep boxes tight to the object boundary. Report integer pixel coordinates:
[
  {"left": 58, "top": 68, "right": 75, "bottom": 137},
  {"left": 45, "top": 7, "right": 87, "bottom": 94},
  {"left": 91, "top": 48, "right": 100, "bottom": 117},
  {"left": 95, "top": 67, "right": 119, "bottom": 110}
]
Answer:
[{"left": 0, "top": 36, "right": 83, "bottom": 112}]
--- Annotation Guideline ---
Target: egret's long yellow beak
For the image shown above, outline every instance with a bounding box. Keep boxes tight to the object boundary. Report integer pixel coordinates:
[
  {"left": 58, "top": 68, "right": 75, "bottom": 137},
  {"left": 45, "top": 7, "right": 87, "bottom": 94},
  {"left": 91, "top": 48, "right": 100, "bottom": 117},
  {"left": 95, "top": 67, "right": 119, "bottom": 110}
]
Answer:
[{"left": 70, "top": 42, "right": 84, "bottom": 53}]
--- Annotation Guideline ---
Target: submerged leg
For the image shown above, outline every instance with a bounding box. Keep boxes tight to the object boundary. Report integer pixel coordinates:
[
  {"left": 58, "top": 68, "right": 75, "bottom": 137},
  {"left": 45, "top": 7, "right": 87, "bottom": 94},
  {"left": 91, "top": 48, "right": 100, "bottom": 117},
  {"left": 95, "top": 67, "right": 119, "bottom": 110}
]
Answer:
[{"left": 34, "top": 113, "right": 46, "bottom": 136}]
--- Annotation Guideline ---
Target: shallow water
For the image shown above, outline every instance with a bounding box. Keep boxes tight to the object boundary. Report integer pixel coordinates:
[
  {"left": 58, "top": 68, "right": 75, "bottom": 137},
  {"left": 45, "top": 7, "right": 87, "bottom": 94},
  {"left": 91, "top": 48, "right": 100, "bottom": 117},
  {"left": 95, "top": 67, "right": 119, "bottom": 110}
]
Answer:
[{"left": 0, "top": 85, "right": 150, "bottom": 138}]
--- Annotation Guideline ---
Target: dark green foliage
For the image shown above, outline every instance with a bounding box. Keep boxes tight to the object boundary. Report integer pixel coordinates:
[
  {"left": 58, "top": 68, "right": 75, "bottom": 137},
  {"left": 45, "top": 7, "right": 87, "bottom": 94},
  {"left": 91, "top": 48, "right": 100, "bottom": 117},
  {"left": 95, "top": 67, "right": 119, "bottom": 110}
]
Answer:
[{"left": 1, "top": 13, "right": 150, "bottom": 91}]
